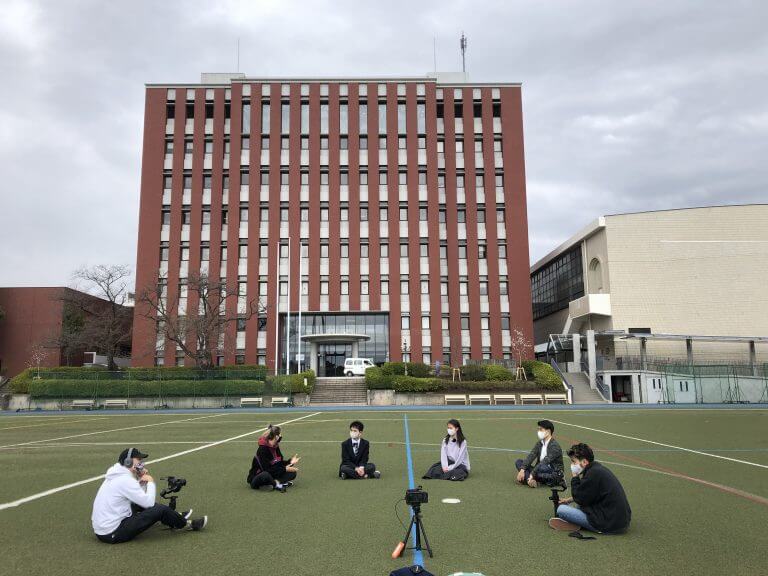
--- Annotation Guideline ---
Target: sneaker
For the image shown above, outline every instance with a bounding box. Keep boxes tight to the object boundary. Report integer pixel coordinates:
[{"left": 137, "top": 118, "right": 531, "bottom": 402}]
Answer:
[
  {"left": 258, "top": 484, "right": 274, "bottom": 492},
  {"left": 283, "top": 481, "right": 294, "bottom": 488},
  {"left": 186, "top": 516, "right": 208, "bottom": 531},
  {"left": 373, "top": 470, "right": 381, "bottom": 479},
  {"left": 340, "top": 472, "right": 348, "bottom": 480},
  {"left": 548, "top": 517, "right": 580, "bottom": 531},
  {"left": 181, "top": 509, "right": 193, "bottom": 521},
  {"left": 275, "top": 482, "right": 287, "bottom": 493}
]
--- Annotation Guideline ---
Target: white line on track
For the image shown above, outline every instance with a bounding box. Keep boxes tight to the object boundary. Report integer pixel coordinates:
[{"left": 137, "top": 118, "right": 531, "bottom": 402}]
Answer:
[
  {"left": 551, "top": 419, "right": 768, "bottom": 470},
  {"left": 0, "top": 417, "right": 109, "bottom": 431},
  {"left": 0, "top": 412, "right": 321, "bottom": 511},
  {"left": 0, "top": 413, "right": 230, "bottom": 450}
]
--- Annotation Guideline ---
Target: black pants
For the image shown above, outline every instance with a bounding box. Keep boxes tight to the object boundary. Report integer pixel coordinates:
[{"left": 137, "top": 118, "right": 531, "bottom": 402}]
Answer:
[
  {"left": 422, "top": 460, "right": 469, "bottom": 481},
  {"left": 96, "top": 504, "right": 187, "bottom": 544},
  {"left": 339, "top": 462, "right": 376, "bottom": 478},
  {"left": 515, "top": 459, "right": 557, "bottom": 484},
  {"left": 249, "top": 469, "right": 297, "bottom": 490}
]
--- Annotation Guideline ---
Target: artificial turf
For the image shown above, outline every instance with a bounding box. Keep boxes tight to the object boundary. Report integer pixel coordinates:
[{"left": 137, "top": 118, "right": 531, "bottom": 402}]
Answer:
[{"left": 0, "top": 407, "right": 766, "bottom": 575}]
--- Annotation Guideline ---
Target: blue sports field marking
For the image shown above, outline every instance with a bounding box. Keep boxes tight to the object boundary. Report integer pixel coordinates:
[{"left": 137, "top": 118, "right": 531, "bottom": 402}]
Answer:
[{"left": 402, "top": 414, "right": 425, "bottom": 567}]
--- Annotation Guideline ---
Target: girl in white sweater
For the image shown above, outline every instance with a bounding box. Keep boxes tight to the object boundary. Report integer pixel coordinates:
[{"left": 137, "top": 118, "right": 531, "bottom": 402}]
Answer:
[{"left": 422, "top": 419, "right": 470, "bottom": 481}]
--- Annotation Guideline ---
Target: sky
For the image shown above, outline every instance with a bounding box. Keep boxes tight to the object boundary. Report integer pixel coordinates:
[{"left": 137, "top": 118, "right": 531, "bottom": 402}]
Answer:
[{"left": 1, "top": 0, "right": 766, "bottom": 287}]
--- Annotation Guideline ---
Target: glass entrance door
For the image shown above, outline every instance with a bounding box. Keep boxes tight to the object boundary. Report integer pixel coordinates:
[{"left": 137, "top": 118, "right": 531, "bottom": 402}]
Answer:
[{"left": 318, "top": 343, "right": 352, "bottom": 377}]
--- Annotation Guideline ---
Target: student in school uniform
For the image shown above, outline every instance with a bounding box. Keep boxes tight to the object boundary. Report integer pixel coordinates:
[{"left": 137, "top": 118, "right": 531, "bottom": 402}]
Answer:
[
  {"left": 339, "top": 420, "right": 381, "bottom": 479},
  {"left": 246, "top": 425, "right": 300, "bottom": 492},
  {"left": 422, "top": 419, "right": 470, "bottom": 481}
]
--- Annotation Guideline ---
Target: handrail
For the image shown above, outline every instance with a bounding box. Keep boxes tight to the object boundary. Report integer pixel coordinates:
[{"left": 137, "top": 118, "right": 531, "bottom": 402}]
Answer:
[
  {"left": 595, "top": 374, "right": 611, "bottom": 402},
  {"left": 550, "top": 359, "right": 573, "bottom": 404}
]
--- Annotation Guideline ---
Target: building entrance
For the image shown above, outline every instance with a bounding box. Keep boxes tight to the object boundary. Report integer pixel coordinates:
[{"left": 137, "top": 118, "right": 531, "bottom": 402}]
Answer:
[{"left": 318, "top": 343, "right": 352, "bottom": 377}]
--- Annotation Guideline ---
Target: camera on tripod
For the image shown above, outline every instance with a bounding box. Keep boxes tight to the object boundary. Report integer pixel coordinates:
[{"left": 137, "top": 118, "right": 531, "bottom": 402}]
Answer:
[
  {"left": 159, "top": 476, "right": 187, "bottom": 510},
  {"left": 405, "top": 486, "right": 428, "bottom": 507}
]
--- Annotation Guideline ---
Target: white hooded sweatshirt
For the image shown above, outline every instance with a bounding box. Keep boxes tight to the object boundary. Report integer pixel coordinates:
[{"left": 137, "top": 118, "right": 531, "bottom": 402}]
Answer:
[{"left": 91, "top": 463, "right": 156, "bottom": 535}]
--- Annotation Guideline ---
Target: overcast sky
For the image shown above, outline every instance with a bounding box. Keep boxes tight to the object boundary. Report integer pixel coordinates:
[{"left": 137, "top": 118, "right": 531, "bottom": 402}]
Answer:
[{"left": 1, "top": 0, "right": 766, "bottom": 288}]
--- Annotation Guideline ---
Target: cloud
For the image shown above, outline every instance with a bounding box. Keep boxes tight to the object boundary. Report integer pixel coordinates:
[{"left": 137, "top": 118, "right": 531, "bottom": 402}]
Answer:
[{"left": 0, "top": 0, "right": 767, "bottom": 288}]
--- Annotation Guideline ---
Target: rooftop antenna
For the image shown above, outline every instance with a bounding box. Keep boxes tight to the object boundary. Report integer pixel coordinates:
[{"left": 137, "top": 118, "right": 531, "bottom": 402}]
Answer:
[{"left": 460, "top": 32, "right": 467, "bottom": 73}]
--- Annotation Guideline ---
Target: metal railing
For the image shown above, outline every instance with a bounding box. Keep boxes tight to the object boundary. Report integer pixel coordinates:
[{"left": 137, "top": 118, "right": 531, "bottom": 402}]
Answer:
[
  {"left": 550, "top": 359, "right": 573, "bottom": 404},
  {"left": 595, "top": 374, "right": 611, "bottom": 402}
]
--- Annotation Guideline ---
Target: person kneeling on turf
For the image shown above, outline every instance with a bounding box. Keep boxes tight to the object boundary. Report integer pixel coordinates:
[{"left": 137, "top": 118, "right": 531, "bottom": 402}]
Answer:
[
  {"left": 339, "top": 420, "right": 381, "bottom": 480},
  {"left": 247, "top": 425, "right": 300, "bottom": 492},
  {"left": 422, "top": 419, "right": 470, "bottom": 481},
  {"left": 549, "top": 443, "right": 632, "bottom": 534},
  {"left": 91, "top": 447, "right": 207, "bottom": 543},
  {"left": 515, "top": 419, "right": 564, "bottom": 488}
]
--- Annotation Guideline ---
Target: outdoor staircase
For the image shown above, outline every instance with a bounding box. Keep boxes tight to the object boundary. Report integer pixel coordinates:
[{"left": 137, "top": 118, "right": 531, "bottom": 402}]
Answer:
[
  {"left": 564, "top": 372, "right": 608, "bottom": 404},
  {"left": 310, "top": 377, "right": 368, "bottom": 405}
]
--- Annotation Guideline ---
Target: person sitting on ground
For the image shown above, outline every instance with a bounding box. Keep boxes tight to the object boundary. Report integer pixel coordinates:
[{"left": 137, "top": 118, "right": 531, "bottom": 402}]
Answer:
[
  {"left": 247, "top": 425, "right": 300, "bottom": 492},
  {"left": 549, "top": 443, "right": 632, "bottom": 534},
  {"left": 422, "top": 419, "right": 470, "bottom": 481},
  {"left": 339, "top": 420, "right": 381, "bottom": 480},
  {"left": 91, "top": 447, "right": 207, "bottom": 543},
  {"left": 515, "top": 419, "right": 564, "bottom": 488}
]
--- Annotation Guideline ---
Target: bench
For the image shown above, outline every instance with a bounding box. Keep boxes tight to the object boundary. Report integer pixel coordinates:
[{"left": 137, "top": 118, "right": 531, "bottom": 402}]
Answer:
[
  {"left": 270, "top": 396, "right": 291, "bottom": 407},
  {"left": 493, "top": 394, "right": 517, "bottom": 405},
  {"left": 544, "top": 393, "right": 569, "bottom": 404},
  {"left": 240, "top": 397, "right": 263, "bottom": 408},
  {"left": 71, "top": 399, "right": 95, "bottom": 410},
  {"left": 104, "top": 399, "right": 129, "bottom": 409},
  {"left": 468, "top": 394, "right": 492, "bottom": 405},
  {"left": 444, "top": 394, "right": 467, "bottom": 405},
  {"left": 519, "top": 394, "right": 544, "bottom": 405}
]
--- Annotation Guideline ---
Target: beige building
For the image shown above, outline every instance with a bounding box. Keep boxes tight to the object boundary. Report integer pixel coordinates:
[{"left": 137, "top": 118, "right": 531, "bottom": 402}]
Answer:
[{"left": 530, "top": 205, "right": 768, "bottom": 403}]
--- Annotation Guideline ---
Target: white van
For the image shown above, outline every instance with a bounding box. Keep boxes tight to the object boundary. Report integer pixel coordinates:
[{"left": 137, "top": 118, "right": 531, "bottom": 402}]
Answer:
[{"left": 344, "top": 358, "right": 376, "bottom": 377}]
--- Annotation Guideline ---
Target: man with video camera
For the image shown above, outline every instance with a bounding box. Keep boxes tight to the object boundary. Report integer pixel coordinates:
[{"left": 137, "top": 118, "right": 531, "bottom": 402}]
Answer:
[
  {"left": 91, "top": 447, "right": 207, "bottom": 543},
  {"left": 549, "top": 443, "right": 631, "bottom": 534}
]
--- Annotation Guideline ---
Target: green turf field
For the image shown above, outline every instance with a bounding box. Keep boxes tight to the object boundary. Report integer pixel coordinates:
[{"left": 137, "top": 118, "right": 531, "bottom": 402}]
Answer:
[{"left": 1, "top": 408, "right": 767, "bottom": 576}]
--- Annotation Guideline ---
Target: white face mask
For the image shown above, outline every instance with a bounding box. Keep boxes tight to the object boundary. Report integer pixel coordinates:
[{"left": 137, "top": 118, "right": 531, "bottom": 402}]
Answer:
[
  {"left": 537, "top": 430, "right": 547, "bottom": 441},
  {"left": 571, "top": 463, "right": 583, "bottom": 476},
  {"left": 447, "top": 428, "right": 457, "bottom": 436},
  {"left": 350, "top": 431, "right": 360, "bottom": 440}
]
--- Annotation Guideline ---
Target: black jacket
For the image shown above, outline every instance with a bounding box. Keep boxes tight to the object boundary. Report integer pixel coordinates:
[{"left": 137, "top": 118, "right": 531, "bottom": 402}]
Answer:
[
  {"left": 571, "top": 461, "right": 632, "bottom": 533},
  {"left": 339, "top": 438, "right": 370, "bottom": 472},
  {"left": 520, "top": 438, "right": 564, "bottom": 474},
  {"left": 247, "top": 440, "right": 288, "bottom": 483}
]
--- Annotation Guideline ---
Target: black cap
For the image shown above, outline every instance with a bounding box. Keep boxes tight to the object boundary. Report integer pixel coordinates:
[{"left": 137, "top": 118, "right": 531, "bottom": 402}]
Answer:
[{"left": 118, "top": 448, "right": 149, "bottom": 464}]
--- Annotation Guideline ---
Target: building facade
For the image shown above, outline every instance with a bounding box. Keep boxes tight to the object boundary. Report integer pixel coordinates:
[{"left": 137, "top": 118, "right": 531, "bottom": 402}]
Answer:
[{"left": 132, "top": 74, "right": 533, "bottom": 375}]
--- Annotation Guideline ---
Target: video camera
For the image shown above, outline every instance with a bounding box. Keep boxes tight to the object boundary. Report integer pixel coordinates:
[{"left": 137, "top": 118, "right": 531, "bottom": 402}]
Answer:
[
  {"left": 405, "top": 486, "right": 428, "bottom": 507},
  {"left": 160, "top": 476, "right": 187, "bottom": 510},
  {"left": 545, "top": 469, "right": 568, "bottom": 516}
]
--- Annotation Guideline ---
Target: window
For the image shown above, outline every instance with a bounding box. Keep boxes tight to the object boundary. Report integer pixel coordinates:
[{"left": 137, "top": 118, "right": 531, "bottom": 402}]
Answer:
[
  {"left": 379, "top": 206, "right": 388, "bottom": 221},
  {"left": 420, "top": 280, "right": 429, "bottom": 294},
  {"left": 398, "top": 137, "right": 407, "bottom": 149},
  {"left": 320, "top": 207, "right": 329, "bottom": 221},
  {"left": 398, "top": 172, "right": 407, "bottom": 185},
  {"left": 181, "top": 210, "right": 191, "bottom": 225},
  {"left": 360, "top": 135, "right": 368, "bottom": 150},
  {"left": 320, "top": 244, "right": 329, "bottom": 258},
  {"left": 379, "top": 171, "right": 388, "bottom": 185},
  {"left": 475, "top": 139, "right": 483, "bottom": 153},
  {"left": 478, "top": 244, "right": 487, "bottom": 259},
  {"left": 300, "top": 207, "right": 308, "bottom": 221},
  {"left": 381, "top": 280, "right": 389, "bottom": 294},
  {"left": 417, "top": 103, "right": 426, "bottom": 133},
  {"left": 360, "top": 244, "right": 369, "bottom": 257},
  {"left": 259, "top": 207, "right": 268, "bottom": 221},
  {"left": 498, "top": 244, "right": 507, "bottom": 259},
  {"left": 459, "top": 281, "right": 468, "bottom": 295},
  {"left": 240, "top": 208, "right": 249, "bottom": 221},
  {"left": 341, "top": 280, "right": 349, "bottom": 295},
  {"left": 418, "top": 171, "right": 427, "bottom": 185},
  {"left": 220, "top": 246, "right": 228, "bottom": 261},
  {"left": 500, "top": 281, "right": 508, "bottom": 295},
  {"left": 530, "top": 246, "right": 584, "bottom": 320},
  {"left": 461, "top": 317, "right": 470, "bottom": 330},
  {"left": 477, "top": 209, "right": 485, "bottom": 223},
  {"left": 494, "top": 139, "right": 503, "bottom": 152},
  {"left": 340, "top": 136, "right": 348, "bottom": 150},
  {"left": 379, "top": 136, "right": 387, "bottom": 150},
  {"left": 301, "top": 171, "right": 309, "bottom": 185},
  {"left": 360, "top": 171, "right": 368, "bottom": 185},
  {"left": 457, "top": 209, "right": 466, "bottom": 223},
  {"left": 281, "top": 137, "right": 289, "bottom": 150},
  {"left": 184, "top": 140, "right": 193, "bottom": 154},
  {"left": 261, "top": 136, "right": 269, "bottom": 150},
  {"left": 340, "top": 171, "right": 349, "bottom": 185},
  {"left": 340, "top": 104, "right": 348, "bottom": 134},
  {"left": 340, "top": 244, "right": 349, "bottom": 258},
  {"left": 497, "top": 209, "right": 506, "bottom": 223},
  {"left": 360, "top": 207, "right": 368, "bottom": 221},
  {"left": 418, "top": 136, "right": 426, "bottom": 149},
  {"left": 242, "top": 103, "right": 250, "bottom": 133},
  {"left": 401, "top": 315, "right": 410, "bottom": 329},
  {"left": 204, "top": 140, "right": 213, "bottom": 154},
  {"left": 457, "top": 174, "right": 465, "bottom": 188},
  {"left": 456, "top": 140, "right": 464, "bottom": 153},
  {"left": 479, "top": 281, "right": 488, "bottom": 296},
  {"left": 492, "top": 102, "right": 501, "bottom": 118},
  {"left": 242, "top": 136, "right": 250, "bottom": 150},
  {"left": 400, "top": 280, "right": 409, "bottom": 294},
  {"left": 260, "top": 171, "right": 269, "bottom": 185},
  {"left": 180, "top": 247, "right": 190, "bottom": 261},
  {"left": 359, "top": 103, "right": 368, "bottom": 135},
  {"left": 340, "top": 207, "right": 349, "bottom": 221},
  {"left": 301, "top": 136, "right": 309, "bottom": 149},
  {"left": 421, "top": 316, "right": 430, "bottom": 329},
  {"left": 160, "top": 247, "right": 169, "bottom": 261},
  {"left": 202, "top": 210, "right": 211, "bottom": 224},
  {"left": 361, "top": 281, "right": 369, "bottom": 295},
  {"left": 458, "top": 245, "right": 467, "bottom": 259},
  {"left": 320, "top": 137, "right": 329, "bottom": 150},
  {"left": 501, "top": 316, "right": 510, "bottom": 331},
  {"left": 161, "top": 211, "right": 170, "bottom": 225},
  {"left": 320, "top": 280, "right": 329, "bottom": 295},
  {"left": 400, "top": 243, "right": 408, "bottom": 257},
  {"left": 420, "top": 244, "right": 429, "bottom": 257},
  {"left": 320, "top": 171, "right": 329, "bottom": 185},
  {"left": 301, "top": 103, "right": 309, "bottom": 133},
  {"left": 281, "top": 208, "right": 289, "bottom": 221},
  {"left": 320, "top": 103, "right": 329, "bottom": 133},
  {"left": 280, "top": 171, "right": 289, "bottom": 185},
  {"left": 397, "top": 103, "right": 406, "bottom": 133},
  {"left": 399, "top": 207, "right": 408, "bottom": 221},
  {"left": 419, "top": 207, "right": 428, "bottom": 221},
  {"left": 378, "top": 102, "right": 387, "bottom": 133},
  {"left": 238, "top": 244, "right": 248, "bottom": 259},
  {"left": 380, "top": 243, "right": 389, "bottom": 258},
  {"left": 260, "top": 244, "right": 269, "bottom": 258},
  {"left": 163, "top": 175, "right": 172, "bottom": 189},
  {"left": 260, "top": 103, "right": 269, "bottom": 133}
]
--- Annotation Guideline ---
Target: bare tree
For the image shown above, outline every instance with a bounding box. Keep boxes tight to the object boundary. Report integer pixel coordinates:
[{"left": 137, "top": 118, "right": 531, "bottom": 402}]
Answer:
[
  {"left": 137, "top": 272, "right": 265, "bottom": 369},
  {"left": 63, "top": 265, "right": 134, "bottom": 370},
  {"left": 510, "top": 327, "right": 533, "bottom": 381},
  {"left": 28, "top": 343, "right": 49, "bottom": 380}
]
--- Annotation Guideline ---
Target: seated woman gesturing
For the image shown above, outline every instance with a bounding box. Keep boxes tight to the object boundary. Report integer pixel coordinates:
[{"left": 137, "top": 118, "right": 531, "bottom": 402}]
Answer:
[
  {"left": 422, "top": 419, "right": 470, "bottom": 481},
  {"left": 246, "top": 425, "right": 300, "bottom": 492}
]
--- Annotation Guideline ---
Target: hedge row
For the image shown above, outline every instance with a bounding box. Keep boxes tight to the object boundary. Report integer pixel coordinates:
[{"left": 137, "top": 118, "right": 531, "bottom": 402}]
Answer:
[
  {"left": 10, "top": 365, "right": 269, "bottom": 393},
  {"left": 28, "top": 379, "right": 267, "bottom": 399},
  {"left": 266, "top": 370, "right": 316, "bottom": 394},
  {"left": 380, "top": 362, "right": 432, "bottom": 378}
]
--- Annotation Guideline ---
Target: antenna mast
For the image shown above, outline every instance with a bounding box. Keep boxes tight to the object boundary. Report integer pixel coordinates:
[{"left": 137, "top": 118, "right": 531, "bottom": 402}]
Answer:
[{"left": 460, "top": 32, "right": 467, "bottom": 73}]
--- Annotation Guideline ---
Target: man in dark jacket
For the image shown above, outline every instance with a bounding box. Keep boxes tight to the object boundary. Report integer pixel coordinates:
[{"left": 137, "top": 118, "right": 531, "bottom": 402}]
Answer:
[
  {"left": 549, "top": 443, "right": 632, "bottom": 533},
  {"left": 339, "top": 421, "right": 381, "bottom": 479},
  {"left": 515, "top": 420, "right": 564, "bottom": 487}
]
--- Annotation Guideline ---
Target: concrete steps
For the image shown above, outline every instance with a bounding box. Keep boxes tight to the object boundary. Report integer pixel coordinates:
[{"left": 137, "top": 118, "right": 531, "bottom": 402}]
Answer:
[
  {"left": 310, "top": 377, "right": 368, "bottom": 405},
  {"left": 564, "top": 372, "right": 608, "bottom": 404}
]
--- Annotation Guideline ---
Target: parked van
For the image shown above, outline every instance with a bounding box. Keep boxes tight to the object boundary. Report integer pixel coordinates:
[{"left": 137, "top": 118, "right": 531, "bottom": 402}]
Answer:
[{"left": 343, "top": 358, "right": 376, "bottom": 377}]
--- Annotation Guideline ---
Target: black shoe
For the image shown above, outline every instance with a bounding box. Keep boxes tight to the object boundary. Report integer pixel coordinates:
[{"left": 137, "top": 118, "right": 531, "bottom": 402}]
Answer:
[
  {"left": 340, "top": 473, "right": 347, "bottom": 480},
  {"left": 186, "top": 516, "right": 208, "bottom": 531},
  {"left": 275, "top": 483, "right": 287, "bottom": 493},
  {"left": 283, "top": 481, "right": 294, "bottom": 488},
  {"left": 373, "top": 471, "right": 381, "bottom": 479}
]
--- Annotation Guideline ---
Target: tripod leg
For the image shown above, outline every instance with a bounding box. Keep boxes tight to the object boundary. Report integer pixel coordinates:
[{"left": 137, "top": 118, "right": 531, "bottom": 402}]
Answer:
[
  {"left": 400, "top": 515, "right": 416, "bottom": 555},
  {"left": 416, "top": 515, "right": 433, "bottom": 558}
]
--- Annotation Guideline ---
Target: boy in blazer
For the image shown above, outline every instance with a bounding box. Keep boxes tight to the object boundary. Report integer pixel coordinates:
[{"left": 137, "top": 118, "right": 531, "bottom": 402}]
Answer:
[{"left": 339, "top": 421, "right": 381, "bottom": 480}]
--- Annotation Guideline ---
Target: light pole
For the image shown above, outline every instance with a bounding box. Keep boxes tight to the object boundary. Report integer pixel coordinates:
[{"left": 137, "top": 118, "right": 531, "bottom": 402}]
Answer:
[{"left": 402, "top": 339, "right": 410, "bottom": 376}]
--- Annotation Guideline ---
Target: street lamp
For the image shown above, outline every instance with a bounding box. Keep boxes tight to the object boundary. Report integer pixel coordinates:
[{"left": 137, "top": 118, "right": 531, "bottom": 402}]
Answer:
[{"left": 402, "top": 339, "right": 410, "bottom": 375}]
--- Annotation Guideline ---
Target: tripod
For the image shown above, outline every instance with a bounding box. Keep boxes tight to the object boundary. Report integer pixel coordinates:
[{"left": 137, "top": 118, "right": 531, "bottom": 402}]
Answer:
[
  {"left": 548, "top": 485, "right": 568, "bottom": 516},
  {"left": 400, "top": 503, "right": 433, "bottom": 558}
]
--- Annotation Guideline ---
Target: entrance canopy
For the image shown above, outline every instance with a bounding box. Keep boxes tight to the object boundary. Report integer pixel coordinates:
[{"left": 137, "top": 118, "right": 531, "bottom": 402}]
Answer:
[{"left": 301, "top": 333, "right": 372, "bottom": 376}]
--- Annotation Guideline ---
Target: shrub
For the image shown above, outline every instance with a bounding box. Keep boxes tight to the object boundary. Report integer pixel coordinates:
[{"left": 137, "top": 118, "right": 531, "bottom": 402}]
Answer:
[
  {"left": 381, "top": 362, "right": 405, "bottom": 376},
  {"left": 405, "top": 362, "right": 431, "bottom": 378},
  {"left": 365, "top": 366, "right": 393, "bottom": 389},
  {"left": 484, "top": 364, "right": 514, "bottom": 381},
  {"left": 526, "top": 361, "right": 562, "bottom": 390},
  {"left": 27, "top": 379, "right": 266, "bottom": 398},
  {"left": 390, "top": 375, "right": 442, "bottom": 393},
  {"left": 460, "top": 364, "right": 487, "bottom": 381},
  {"left": 266, "top": 370, "right": 316, "bottom": 394}
]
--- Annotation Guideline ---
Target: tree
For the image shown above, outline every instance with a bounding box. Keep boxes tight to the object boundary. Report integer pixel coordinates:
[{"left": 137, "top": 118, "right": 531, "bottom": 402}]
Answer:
[
  {"left": 510, "top": 327, "right": 533, "bottom": 381},
  {"left": 63, "top": 265, "right": 134, "bottom": 370},
  {"left": 28, "top": 343, "right": 49, "bottom": 380},
  {"left": 137, "top": 272, "right": 265, "bottom": 369}
]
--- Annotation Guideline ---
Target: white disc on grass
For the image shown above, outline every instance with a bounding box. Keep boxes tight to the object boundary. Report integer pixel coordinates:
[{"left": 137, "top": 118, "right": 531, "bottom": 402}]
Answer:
[{"left": 441, "top": 498, "right": 461, "bottom": 504}]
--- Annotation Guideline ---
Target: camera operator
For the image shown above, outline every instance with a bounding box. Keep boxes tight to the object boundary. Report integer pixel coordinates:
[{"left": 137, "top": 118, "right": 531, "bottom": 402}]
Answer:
[
  {"left": 91, "top": 448, "right": 207, "bottom": 544},
  {"left": 247, "top": 425, "right": 300, "bottom": 492},
  {"left": 515, "top": 420, "right": 564, "bottom": 488},
  {"left": 549, "top": 443, "right": 632, "bottom": 534}
]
